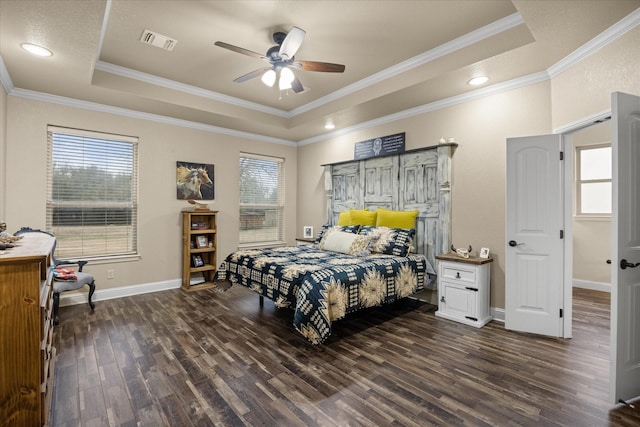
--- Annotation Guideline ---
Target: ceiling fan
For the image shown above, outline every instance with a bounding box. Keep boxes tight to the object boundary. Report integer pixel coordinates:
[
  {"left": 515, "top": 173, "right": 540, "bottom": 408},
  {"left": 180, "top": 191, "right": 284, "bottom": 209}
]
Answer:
[{"left": 214, "top": 27, "right": 345, "bottom": 93}]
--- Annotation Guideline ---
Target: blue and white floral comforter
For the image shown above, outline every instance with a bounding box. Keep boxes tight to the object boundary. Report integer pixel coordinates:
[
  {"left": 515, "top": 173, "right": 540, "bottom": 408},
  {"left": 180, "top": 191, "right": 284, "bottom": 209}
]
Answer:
[{"left": 217, "top": 245, "right": 435, "bottom": 344}]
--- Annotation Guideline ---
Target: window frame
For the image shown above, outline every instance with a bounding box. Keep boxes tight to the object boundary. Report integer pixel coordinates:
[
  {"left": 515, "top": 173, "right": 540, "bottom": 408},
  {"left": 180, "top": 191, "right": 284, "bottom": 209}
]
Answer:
[
  {"left": 46, "top": 125, "right": 139, "bottom": 261},
  {"left": 575, "top": 143, "right": 612, "bottom": 218},
  {"left": 238, "top": 152, "right": 285, "bottom": 248}
]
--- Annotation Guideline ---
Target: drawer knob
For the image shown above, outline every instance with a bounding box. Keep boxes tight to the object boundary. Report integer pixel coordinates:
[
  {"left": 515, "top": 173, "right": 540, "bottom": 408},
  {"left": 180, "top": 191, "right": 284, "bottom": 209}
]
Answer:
[{"left": 456, "top": 272, "right": 461, "bottom": 279}]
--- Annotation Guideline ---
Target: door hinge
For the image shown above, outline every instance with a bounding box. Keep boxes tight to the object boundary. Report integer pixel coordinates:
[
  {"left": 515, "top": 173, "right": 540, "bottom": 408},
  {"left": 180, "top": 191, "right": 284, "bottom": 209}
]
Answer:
[
  {"left": 560, "top": 151, "right": 564, "bottom": 160},
  {"left": 560, "top": 308, "right": 563, "bottom": 318},
  {"left": 560, "top": 230, "right": 564, "bottom": 239}
]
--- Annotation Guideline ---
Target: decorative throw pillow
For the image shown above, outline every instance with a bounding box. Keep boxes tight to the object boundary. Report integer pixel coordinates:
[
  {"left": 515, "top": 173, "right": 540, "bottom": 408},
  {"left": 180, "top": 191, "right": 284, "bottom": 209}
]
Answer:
[
  {"left": 314, "top": 224, "right": 360, "bottom": 243},
  {"left": 376, "top": 208, "right": 419, "bottom": 229},
  {"left": 319, "top": 231, "right": 372, "bottom": 256},
  {"left": 359, "top": 226, "right": 415, "bottom": 256},
  {"left": 337, "top": 211, "right": 351, "bottom": 226},
  {"left": 349, "top": 208, "right": 377, "bottom": 226}
]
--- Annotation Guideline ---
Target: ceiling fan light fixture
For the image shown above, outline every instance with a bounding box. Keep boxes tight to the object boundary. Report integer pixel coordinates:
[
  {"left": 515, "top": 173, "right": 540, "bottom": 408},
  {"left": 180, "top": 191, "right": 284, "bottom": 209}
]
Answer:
[
  {"left": 261, "top": 69, "right": 276, "bottom": 87},
  {"left": 468, "top": 76, "right": 489, "bottom": 86},
  {"left": 279, "top": 67, "right": 294, "bottom": 90},
  {"left": 21, "top": 43, "right": 53, "bottom": 57}
]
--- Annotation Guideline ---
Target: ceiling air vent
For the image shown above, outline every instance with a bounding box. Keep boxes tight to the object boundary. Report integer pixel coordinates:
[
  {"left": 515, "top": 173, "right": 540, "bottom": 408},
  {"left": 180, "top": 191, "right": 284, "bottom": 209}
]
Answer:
[{"left": 139, "top": 29, "right": 177, "bottom": 51}]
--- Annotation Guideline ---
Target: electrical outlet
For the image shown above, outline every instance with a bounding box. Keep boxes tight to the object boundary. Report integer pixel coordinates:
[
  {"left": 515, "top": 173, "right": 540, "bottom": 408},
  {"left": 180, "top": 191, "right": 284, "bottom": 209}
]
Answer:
[{"left": 107, "top": 269, "right": 115, "bottom": 279}]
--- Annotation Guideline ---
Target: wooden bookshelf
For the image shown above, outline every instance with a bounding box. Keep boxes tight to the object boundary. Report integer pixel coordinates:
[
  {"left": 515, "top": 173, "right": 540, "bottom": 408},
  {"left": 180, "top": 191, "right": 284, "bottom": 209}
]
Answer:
[{"left": 181, "top": 209, "right": 218, "bottom": 292}]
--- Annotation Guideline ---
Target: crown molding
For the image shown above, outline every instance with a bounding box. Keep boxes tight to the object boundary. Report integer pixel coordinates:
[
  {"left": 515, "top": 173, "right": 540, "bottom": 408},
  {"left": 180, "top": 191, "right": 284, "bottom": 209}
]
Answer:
[
  {"left": 9, "top": 88, "right": 296, "bottom": 146},
  {"left": 95, "top": 61, "right": 290, "bottom": 118},
  {"left": 547, "top": 7, "right": 640, "bottom": 78},
  {"left": 0, "top": 56, "right": 14, "bottom": 93},
  {"left": 94, "top": 13, "right": 524, "bottom": 119},
  {"left": 3, "top": 7, "right": 637, "bottom": 148},
  {"left": 291, "top": 12, "right": 525, "bottom": 116},
  {"left": 298, "top": 71, "right": 550, "bottom": 146}
]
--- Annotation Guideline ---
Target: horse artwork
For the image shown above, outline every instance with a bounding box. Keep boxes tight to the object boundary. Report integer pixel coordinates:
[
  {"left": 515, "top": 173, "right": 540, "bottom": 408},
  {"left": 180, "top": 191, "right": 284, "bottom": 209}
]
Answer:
[{"left": 176, "top": 162, "right": 214, "bottom": 200}]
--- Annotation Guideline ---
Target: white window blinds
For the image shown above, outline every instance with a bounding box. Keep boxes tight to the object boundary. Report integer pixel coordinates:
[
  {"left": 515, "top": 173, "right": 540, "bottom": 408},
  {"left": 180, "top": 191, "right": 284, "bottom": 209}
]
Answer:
[
  {"left": 47, "top": 126, "right": 138, "bottom": 258},
  {"left": 239, "top": 153, "right": 285, "bottom": 245}
]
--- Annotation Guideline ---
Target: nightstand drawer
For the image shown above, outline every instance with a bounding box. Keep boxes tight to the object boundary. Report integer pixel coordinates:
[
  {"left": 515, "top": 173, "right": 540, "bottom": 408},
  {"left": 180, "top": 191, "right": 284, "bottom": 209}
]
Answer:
[{"left": 441, "top": 264, "right": 476, "bottom": 282}]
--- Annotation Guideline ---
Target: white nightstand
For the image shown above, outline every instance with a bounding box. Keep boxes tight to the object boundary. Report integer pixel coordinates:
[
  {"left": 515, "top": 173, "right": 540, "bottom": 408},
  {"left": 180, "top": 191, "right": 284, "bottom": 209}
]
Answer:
[{"left": 435, "top": 253, "right": 493, "bottom": 328}]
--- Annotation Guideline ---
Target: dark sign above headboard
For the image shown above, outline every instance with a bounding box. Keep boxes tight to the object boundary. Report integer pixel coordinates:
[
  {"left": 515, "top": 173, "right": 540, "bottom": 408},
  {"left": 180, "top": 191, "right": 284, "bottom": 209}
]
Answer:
[{"left": 354, "top": 132, "right": 405, "bottom": 160}]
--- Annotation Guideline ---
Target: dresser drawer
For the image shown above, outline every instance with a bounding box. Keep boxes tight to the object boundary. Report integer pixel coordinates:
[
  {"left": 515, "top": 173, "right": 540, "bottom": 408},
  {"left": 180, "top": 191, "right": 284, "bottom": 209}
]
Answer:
[{"left": 441, "top": 263, "right": 476, "bottom": 282}]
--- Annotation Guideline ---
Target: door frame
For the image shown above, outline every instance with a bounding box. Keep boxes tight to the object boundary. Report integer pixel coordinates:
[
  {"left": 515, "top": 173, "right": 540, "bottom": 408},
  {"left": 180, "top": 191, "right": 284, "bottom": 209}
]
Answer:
[{"left": 557, "top": 110, "right": 612, "bottom": 338}]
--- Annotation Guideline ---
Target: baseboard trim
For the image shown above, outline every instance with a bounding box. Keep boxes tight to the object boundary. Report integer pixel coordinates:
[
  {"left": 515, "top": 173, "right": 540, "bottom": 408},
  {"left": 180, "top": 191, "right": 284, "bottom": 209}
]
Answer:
[
  {"left": 59, "top": 279, "right": 182, "bottom": 307},
  {"left": 573, "top": 279, "right": 611, "bottom": 293},
  {"left": 491, "top": 307, "right": 505, "bottom": 323}
]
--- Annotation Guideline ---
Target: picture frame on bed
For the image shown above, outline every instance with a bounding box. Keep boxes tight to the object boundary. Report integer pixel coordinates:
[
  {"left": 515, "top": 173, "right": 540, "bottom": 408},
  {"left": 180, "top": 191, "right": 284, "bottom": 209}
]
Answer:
[
  {"left": 196, "top": 235, "right": 208, "bottom": 248},
  {"left": 303, "top": 226, "right": 314, "bottom": 239}
]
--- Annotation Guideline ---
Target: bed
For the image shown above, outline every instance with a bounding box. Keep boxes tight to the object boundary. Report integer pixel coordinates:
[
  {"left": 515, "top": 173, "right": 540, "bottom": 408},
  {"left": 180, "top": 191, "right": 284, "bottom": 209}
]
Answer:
[
  {"left": 218, "top": 143, "right": 455, "bottom": 344},
  {"left": 217, "top": 234, "right": 435, "bottom": 344}
]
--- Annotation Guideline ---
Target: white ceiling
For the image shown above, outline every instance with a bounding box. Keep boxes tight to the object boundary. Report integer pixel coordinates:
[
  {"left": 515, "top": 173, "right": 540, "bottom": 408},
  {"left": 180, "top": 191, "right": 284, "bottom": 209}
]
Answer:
[{"left": 1, "top": 0, "right": 638, "bottom": 144}]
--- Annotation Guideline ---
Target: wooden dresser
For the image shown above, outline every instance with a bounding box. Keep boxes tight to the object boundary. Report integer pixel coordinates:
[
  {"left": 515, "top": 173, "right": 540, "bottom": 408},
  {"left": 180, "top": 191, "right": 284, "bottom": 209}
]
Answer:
[{"left": 0, "top": 233, "right": 56, "bottom": 426}]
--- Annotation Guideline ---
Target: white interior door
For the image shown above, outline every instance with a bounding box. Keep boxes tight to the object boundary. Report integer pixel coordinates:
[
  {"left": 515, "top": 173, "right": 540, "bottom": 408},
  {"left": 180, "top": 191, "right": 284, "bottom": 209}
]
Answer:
[
  {"left": 505, "top": 134, "right": 564, "bottom": 337},
  {"left": 610, "top": 91, "right": 640, "bottom": 403}
]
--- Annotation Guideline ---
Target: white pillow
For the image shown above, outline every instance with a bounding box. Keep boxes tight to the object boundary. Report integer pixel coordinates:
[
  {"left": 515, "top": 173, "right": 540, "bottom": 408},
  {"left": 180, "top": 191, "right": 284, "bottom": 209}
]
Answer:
[{"left": 320, "top": 231, "right": 371, "bottom": 256}]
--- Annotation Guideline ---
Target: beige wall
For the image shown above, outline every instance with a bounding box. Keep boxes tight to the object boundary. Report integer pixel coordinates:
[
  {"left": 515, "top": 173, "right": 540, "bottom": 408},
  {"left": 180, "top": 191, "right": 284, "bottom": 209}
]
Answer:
[
  {"left": 551, "top": 26, "right": 640, "bottom": 128},
  {"left": 298, "top": 26, "right": 640, "bottom": 310},
  {"left": 298, "top": 81, "right": 553, "bottom": 309},
  {"left": 552, "top": 27, "right": 640, "bottom": 287},
  {"left": 4, "top": 97, "right": 297, "bottom": 290},
  {"left": 2, "top": 21, "right": 638, "bottom": 308}
]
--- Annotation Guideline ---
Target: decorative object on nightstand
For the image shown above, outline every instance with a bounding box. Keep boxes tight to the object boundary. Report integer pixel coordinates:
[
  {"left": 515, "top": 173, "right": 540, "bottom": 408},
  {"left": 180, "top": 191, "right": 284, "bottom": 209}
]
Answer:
[
  {"left": 435, "top": 252, "right": 493, "bottom": 328},
  {"left": 303, "top": 225, "right": 314, "bottom": 239},
  {"left": 182, "top": 209, "right": 218, "bottom": 291}
]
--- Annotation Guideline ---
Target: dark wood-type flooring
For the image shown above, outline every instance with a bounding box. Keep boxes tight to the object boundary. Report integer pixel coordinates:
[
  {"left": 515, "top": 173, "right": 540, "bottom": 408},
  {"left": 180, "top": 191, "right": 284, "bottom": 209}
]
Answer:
[{"left": 52, "top": 286, "right": 640, "bottom": 426}]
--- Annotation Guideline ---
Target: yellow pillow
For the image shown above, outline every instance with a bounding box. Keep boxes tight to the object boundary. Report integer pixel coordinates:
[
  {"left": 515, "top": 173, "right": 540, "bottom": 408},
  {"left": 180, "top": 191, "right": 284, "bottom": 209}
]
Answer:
[
  {"left": 349, "top": 208, "right": 377, "bottom": 226},
  {"left": 376, "top": 208, "right": 418, "bottom": 229},
  {"left": 337, "top": 211, "right": 351, "bottom": 226}
]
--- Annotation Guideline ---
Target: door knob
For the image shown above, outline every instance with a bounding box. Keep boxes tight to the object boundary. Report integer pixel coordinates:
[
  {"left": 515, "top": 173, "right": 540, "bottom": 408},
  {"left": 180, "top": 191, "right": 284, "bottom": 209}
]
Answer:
[
  {"left": 620, "top": 259, "right": 640, "bottom": 269},
  {"left": 508, "top": 240, "right": 524, "bottom": 247}
]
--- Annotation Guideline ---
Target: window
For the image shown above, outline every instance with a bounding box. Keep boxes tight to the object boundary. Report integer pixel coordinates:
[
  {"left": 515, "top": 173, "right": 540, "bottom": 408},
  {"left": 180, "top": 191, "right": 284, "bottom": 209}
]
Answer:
[
  {"left": 47, "top": 126, "right": 138, "bottom": 258},
  {"left": 239, "top": 153, "right": 284, "bottom": 246},
  {"left": 575, "top": 144, "right": 611, "bottom": 216}
]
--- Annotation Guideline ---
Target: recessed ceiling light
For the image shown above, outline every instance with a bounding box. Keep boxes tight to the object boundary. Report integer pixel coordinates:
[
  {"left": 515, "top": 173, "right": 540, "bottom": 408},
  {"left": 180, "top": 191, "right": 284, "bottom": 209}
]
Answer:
[
  {"left": 324, "top": 122, "right": 335, "bottom": 130},
  {"left": 21, "top": 43, "right": 53, "bottom": 57},
  {"left": 468, "top": 76, "right": 489, "bottom": 86}
]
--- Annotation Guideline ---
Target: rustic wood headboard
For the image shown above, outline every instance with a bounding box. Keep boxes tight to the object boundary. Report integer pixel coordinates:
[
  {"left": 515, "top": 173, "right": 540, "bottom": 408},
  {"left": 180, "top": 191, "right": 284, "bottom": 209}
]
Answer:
[{"left": 323, "top": 143, "right": 455, "bottom": 277}]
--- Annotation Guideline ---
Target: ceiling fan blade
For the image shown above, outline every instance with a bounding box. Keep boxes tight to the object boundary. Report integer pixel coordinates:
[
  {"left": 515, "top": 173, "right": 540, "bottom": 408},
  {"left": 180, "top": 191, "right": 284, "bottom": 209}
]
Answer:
[
  {"left": 214, "top": 41, "right": 267, "bottom": 61},
  {"left": 279, "top": 27, "right": 306, "bottom": 60},
  {"left": 234, "top": 67, "right": 272, "bottom": 83},
  {"left": 291, "top": 74, "right": 304, "bottom": 93},
  {"left": 295, "top": 61, "right": 345, "bottom": 73}
]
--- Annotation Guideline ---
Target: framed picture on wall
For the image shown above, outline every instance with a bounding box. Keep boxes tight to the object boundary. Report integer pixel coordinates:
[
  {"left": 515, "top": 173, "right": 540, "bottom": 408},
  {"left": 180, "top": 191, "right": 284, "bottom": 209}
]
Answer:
[
  {"left": 303, "top": 226, "right": 314, "bottom": 239},
  {"left": 176, "top": 161, "right": 214, "bottom": 200}
]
